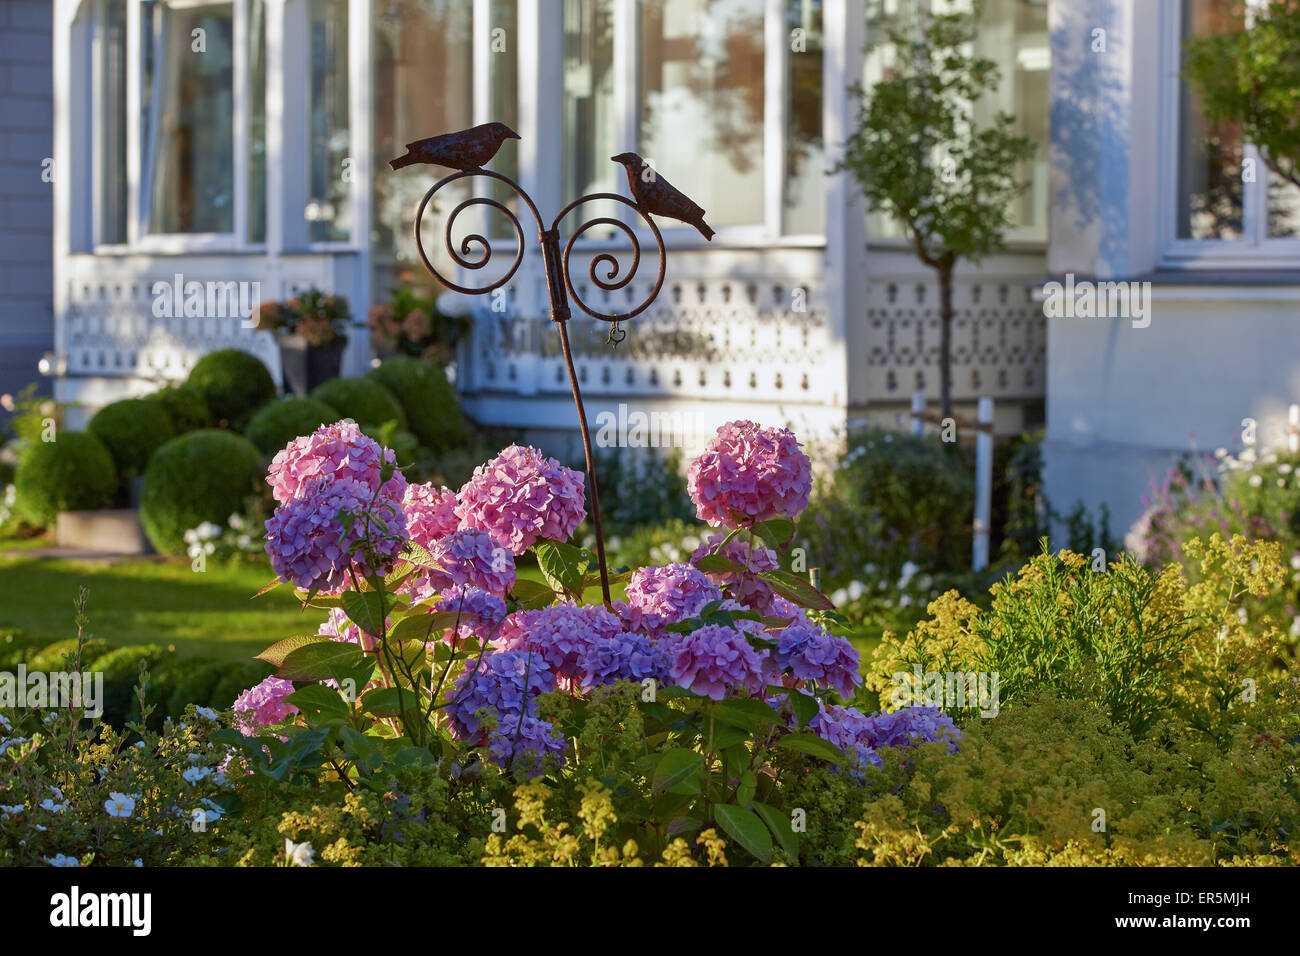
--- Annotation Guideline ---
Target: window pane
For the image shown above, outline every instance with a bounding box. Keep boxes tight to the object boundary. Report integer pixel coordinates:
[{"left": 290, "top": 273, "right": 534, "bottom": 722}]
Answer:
[
  {"left": 249, "top": 0, "right": 267, "bottom": 243},
  {"left": 1177, "top": 0, "right": 1244, "bottom": 240},
  {"left": 99, "top": 0, "right": 128, "bottom": 245},
  {"left": 307, "top": 0, "right": 350, "bottom": 243},
  {"left": 971, "top": 0, "right": 1048, "bottom": 239},
  {"left": 784, "top": 0, "right": 824, "bottom": 235},
  {"left": 861, "top": 0, "right": 909, "bottom": 239},
  {"left": 489, "top": 0, "right": 518, "bottom": 238},
  {"left": 639, "top": 0, "right": 765, "bottom": 229},
  {"left": 1266, "top": 168, "right": 1300, "bottom": 238},
  {"left": 372, "top": 0, "right": 474, "bottom": 272},
  {"left": 563, "top": 0, "right": 617, "bottom": 231},
  {"left": 143, "top": 1, "right": 235, "bottom": 235}
]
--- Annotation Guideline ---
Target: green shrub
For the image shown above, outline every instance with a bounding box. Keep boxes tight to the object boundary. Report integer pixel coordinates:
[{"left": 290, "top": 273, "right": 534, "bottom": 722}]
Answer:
[
  {"left": 359, "top": 422, "right": 421, "bottom": 467},
  {"left": 0, "top": 629, "right": 44, "bottom": 670},
  {"left": 244, "top": 397, "right": 339, "bottom": 455},
  {"left": 87, "top": 397, "right": 176, "bottom": 480},
  {"left": 592, "top": 447, "right": 694, "bottom": 536},
  {"left": 801, "top": 429, "right": 973, "bottom": 584},
  {"left": 145, "top": 383, "right": 213, "bottom": 433},
  {"left": 88, "top": 644, "right": 166, "bottom": 726},
  {"left": 366, "top": 356, "right": 468, "bottom": 453},
  {"left": 186, "top": 349, "right": 276, "bottom": 429},
  {"left": 27, "top": 638, "right": 112, "bottom": 673},
  {"left": 148, "top": 656, "right": 271, "bottom": 720},
  {"left": 139, "top": 430, "right": 261, "bottom": 555},
  {"left": 14, "top": 432, "right": 118, "bottom": 526},
  {"left": 311, "top": 376, "right": 407, "bottom": 431}
]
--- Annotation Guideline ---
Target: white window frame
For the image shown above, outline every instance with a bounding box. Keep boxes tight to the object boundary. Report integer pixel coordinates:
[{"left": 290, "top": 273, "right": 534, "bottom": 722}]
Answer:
[
  {"left": 1157, "top": 0, "right": 1300, "bottom": 269},
  {"left": 84, "top": 0, "right": 368, "bottom": 255}
]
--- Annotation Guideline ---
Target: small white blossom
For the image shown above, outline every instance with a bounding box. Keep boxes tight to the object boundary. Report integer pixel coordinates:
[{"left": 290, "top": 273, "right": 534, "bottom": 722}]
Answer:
[
  {"left": 46, "top": 854, "right": 79, "bottom": 867},
  {"left": 104, "top": 792, "right": 137, "bottom": 818},
  {"left": 285, "top": 839, "right": 315, "bottom": 867}
]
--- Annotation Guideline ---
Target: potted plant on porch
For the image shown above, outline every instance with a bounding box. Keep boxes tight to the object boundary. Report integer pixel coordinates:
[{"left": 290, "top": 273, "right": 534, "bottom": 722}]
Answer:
[
  {"left": 367, "top": 285, "right": 473, "bottom": 365},
  {"left": 256, "top": 289, "right": 351, "bottom": 396}
]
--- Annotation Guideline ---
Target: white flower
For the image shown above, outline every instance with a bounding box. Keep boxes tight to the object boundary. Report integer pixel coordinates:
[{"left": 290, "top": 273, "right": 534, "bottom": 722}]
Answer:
[
  {"left": 183, "top": 528, "right": 199, "bottom": 544},
  {"left": 104, "top": 792, "right": 137, "bottom": 818},
  {"left": 830, "top": 588, "right": 848, "bottom": 607},
  {"left": 197, "top": 521, "right": 221, "bottom": 539},
  {"left": 847, "top": 580, "right": 865, "bottom": 602},
  {"left": 899, "top": 594, "right": 913, "bottom": 607},
  {"left": 46, "top": 854, "right": 79, "bottom": 867},
  {"left": 1279, "top": 463, "right": 1293, "bottom": 475},
  {"left": 194, "top": 706, "right": 218, "bottom": 720},
  {"left": 1249, "top": 474, "right": 1263, "bottom": 487},
  {"left": 228, "top": 513, "right": 245, "bottom": 530},
  {"left": 182, "top": 766, "right": 213, "bottom": 786},
  {"left": 236, "top": 534, "right": 252, "bottom": 550},
  {"left": 0, "top": 737, "right": 30, "bottom": 756},
  {"left": 133, "top": 859, "right": 143, "bottom": 867},
  {"left": 285, "top": 838, "right": 315, "bottom": 867},
  {"left": 0, "top": 804, "right": 24, "bottom": 816},
  {"left": 40, "top": 798, "right": 68, "bottom": 813}
]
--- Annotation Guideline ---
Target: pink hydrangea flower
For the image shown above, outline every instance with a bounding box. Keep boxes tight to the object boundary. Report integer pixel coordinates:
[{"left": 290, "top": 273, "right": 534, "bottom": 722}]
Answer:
[
  {"left": 267, "top": 420, "right": 404, "bottom": 505},
  {"left": 668, "top": 623, "right": 768, "bottom": 700},
  {"left": 691, "top": 531, "right": 780, "bottom": 615},
  {"left": 265, "top": 476, "right": 408, "bottom": 594},
  {"left": 403, "top": 482, "right": 459, "bottom": 549},
  {"left": 687, "top": 420, "right": 812, "bottom": 528},
  {"left": 232, "top": 676, "right": 299, "bottom": 735},
  {"left": 624, "top": 563, "right": 722, "bottom": 633},
  {"left": 455, "top": 445, "right": 586, "bottom": 554},
  {"left": 494, "top": 602, "right": 625, "bottom": 685},
  {"left": 316, "top": 606, "right": 380, "bottom": 652},
  {"left": 407, "top": 529, "right": 516, "bottom": 599}
]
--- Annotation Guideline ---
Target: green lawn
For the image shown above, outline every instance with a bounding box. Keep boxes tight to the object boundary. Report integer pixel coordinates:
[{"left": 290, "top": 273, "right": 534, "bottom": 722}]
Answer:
[{"left": 0, "top": 556, "right": 307, "bottom": 662}]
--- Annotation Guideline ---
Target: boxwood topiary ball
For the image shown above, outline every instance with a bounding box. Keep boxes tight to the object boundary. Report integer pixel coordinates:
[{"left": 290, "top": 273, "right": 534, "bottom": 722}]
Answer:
[
  {"left": 186, "top": 349, "right": 276, "bottom": 430},
  {"left": 244, "top": 396, "right": 341, "bottom": 455},
  {"left": 310, "top": 376, "right": 407, "bottom": 430},
  {"left": 139, "top": 429, "right": 261, "bottom": 555},
  {"left": 145, "top": 383, "right": 213, "bottom": 433},
  {"left": 87, "top": 397, "right": 176, "bottom": 479},
  {"left": 14, "top": 431, "right": 119, "bottom": 526},
  {"left": 366, "top": 355, "right": 470, "bottom": 454}
]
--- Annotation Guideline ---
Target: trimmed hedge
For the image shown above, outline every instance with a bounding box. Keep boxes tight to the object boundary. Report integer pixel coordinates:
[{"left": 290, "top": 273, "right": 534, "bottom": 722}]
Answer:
[
  {"left": 367, "top": 356, "right": 470, "bottom": 453},
  {"left": 311, "top": 376, "right": 407, "bottom": 430},
  {"left": 244, "top": 397, "right": 339, "bottom": 455},
  {"left": 186, "top": 349, "right": 276, "bottom": 430},
  {"left": 146, "top": 383, "right": 213, "bottom": 433},
  {"left": 27, "top": 638, "right": 112, "bottom": 673},
  {"left": 139, "top": 430, "right": 262, "bottom": 555},
  {"left": 87, "top": 397, "right": 176, "bottom": 479},
  {"left": 14, "top": 432, "right": 119, "bottom": 526}
]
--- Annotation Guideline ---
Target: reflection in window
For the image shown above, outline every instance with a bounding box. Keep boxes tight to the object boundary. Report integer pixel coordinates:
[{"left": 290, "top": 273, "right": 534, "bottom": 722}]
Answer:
[
  {"left": 863, "top": 0, "right": 1048, "bottom": 242},
  {"left": 488, "top": 0, "right": 519, "bottom": 238},
  {"left": 372, "top": 0, "right": 473, "bottom": 271},
  {"left": 308, "top": 0, "right": 350, "bottom": 243},
  {"left": 142, "top": 1, "right": 235, "bottom": 235},
  {"left": 1177, "top": 0, "right": 1243, "bottom": 240},
  {"left": 784, "top": 0, "right": 824, "bottom": 235},
  {"left": 639, "top": 0, "right": 765, "bottom": 229},
  {"left": 99, "top": 0, "right": 128, "bottom": 245},
  {"left": 248, "top": 0, "right": 266, "bottom": 243},
  {"left": 563, "top": 0, "right": 616, "bottom": 229},
  {"left": 1268, "top": 171, "right": 1300, "bottom": 238}
]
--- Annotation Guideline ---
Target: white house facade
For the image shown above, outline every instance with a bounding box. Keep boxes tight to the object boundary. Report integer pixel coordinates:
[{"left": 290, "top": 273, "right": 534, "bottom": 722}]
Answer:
[{"left": 42, "top": 0, "right": 1296, "bottom": 536}]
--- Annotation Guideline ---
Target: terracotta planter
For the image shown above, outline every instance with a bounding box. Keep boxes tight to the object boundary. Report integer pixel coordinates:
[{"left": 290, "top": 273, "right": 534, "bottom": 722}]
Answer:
[{"left": 278, "top": 334, "right": 347, "bottom": 396}]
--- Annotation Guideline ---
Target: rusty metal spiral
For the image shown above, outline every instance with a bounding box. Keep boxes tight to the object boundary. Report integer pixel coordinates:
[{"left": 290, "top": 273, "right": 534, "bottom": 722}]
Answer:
[
  {"left": 551, "top": 193, "right": 666, "bottom": 324},
  {"left": 413, "top": 169, "right": 544, "bottom": 295}
]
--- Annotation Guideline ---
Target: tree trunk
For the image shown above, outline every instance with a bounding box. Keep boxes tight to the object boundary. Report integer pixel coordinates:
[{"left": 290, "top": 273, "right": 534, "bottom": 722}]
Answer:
[{"left": 937, "top": 262, "right": 954, "bottom": 421}]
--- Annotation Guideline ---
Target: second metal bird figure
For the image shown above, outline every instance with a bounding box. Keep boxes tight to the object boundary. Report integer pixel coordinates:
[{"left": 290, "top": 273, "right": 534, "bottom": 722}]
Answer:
[
  {"left": 611, "top": 152, "right": 715, "bottom": 241},
  {"left": 388, "top": 122, "right": 521, "bottom": 173}
]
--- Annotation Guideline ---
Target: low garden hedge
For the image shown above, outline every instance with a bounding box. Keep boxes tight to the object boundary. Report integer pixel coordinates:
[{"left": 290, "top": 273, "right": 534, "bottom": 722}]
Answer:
[
  {"left": 13, "top": 431, "right": 119, "bottom": 526},
  {"left": 139, "top": 430, "right": 262, "bottom": 555}
]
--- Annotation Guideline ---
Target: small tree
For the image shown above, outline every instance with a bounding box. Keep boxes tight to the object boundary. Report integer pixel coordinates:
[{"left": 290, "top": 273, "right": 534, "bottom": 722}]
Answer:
[
  {"left": 837, "top": 6, "right": 1035, "bottom": 420},
  {"left": 1182, "top": 0, "right": 1300, "bottom": 189}
]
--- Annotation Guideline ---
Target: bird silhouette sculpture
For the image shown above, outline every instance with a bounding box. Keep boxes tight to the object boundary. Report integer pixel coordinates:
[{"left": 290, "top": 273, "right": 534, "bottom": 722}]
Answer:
[
  {"left": 388, "top": 122, "right": 521, "bottom": 173},
  {"left": 611, "top": 152, "right": 714, "bottom": 241}
]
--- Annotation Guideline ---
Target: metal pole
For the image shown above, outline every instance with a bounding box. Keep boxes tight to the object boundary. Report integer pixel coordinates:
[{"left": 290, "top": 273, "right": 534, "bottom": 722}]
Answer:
[{"left": 972, "top": 396, "right": 994, "bottom": 572}]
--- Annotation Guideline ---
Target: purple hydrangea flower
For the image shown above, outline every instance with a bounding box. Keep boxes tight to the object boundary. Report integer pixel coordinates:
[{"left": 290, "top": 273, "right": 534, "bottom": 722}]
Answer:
[
  {"left": 455, "top": 445, "right": 586, "bottom": 554},
  {"left": 771, "top": 620, "right": 861, "bottom": 699},
  {"left": 408, "top": 528, "right": 516, "bottom": 600},
  {"left": 446, "top": 651, "right": 556, "bottom": 745},
  {"left": 624, "top": 563, "right": 722, "bottom": 633},
  {"left": 687, "top": 420, "right": 812, "bottom": 528},
  {"left": 426, "top": 586, "right": 507, "bottom": 644},
  {"left": 668, "top": 623, "right": 767, "bottom": 700},
  {"left": 691, "top": 531, "right": 780, "bottom": 614},
  {"left": 264, "top": 475, "right": 408, "bottom": 594},
  {"left": 488, "top": 715, "right": 566, "bottom": 779},
  {"left": 578, "top": 632, "right": 671, "bottom": 690},
  {"left": 232, "top": 676, "right": 298, "bottom": 735},
  {"left": 494, "top": 602, "right": 625, "bottom": 686}
]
